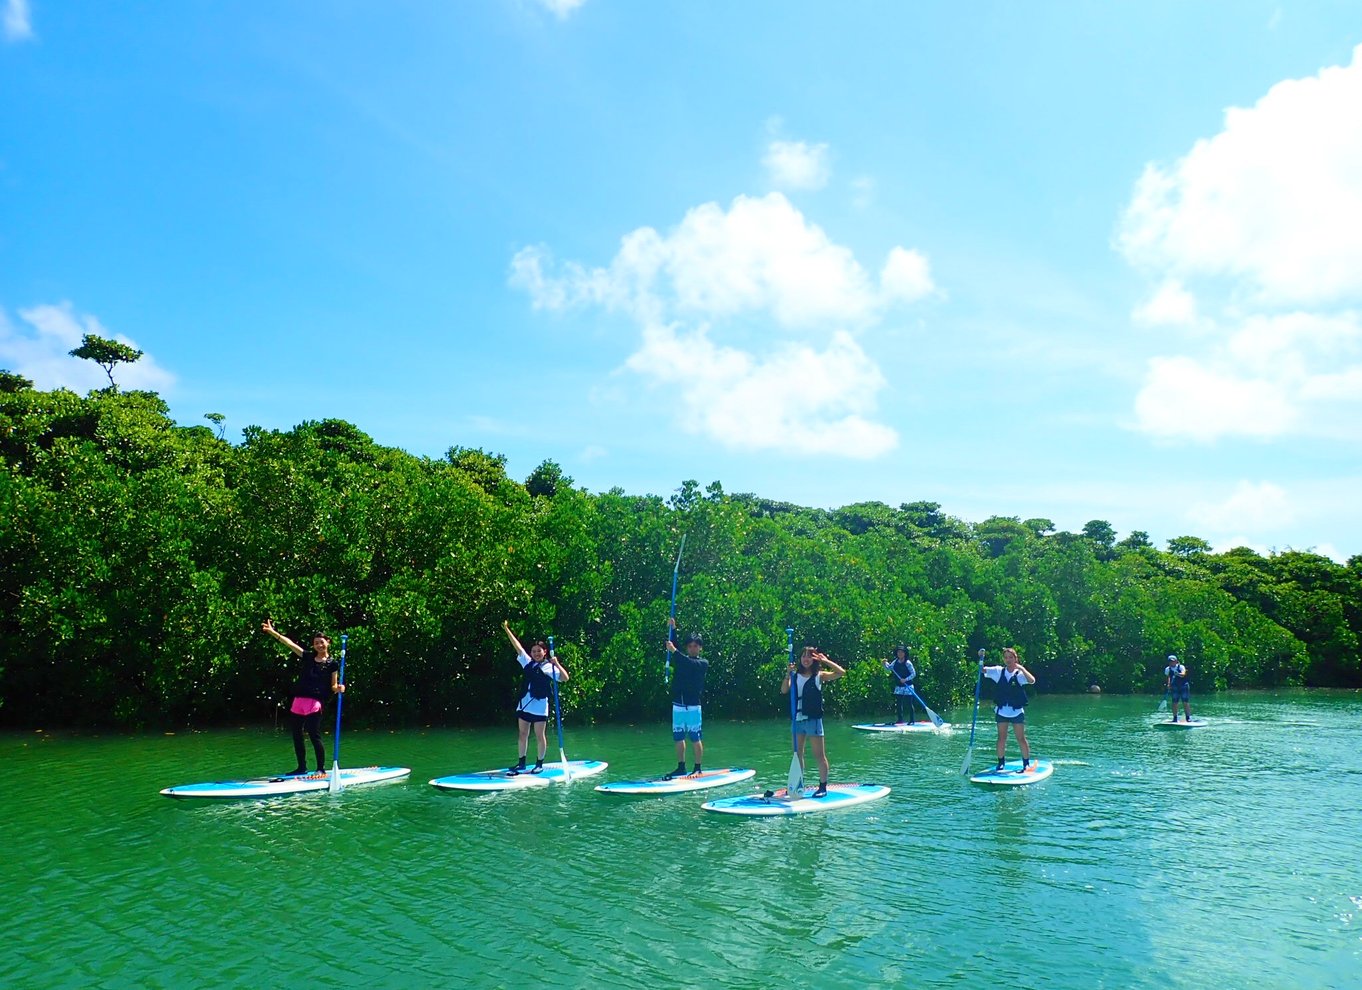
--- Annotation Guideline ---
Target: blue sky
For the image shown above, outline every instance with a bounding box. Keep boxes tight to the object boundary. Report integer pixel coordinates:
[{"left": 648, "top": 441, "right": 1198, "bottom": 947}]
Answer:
[{"left": 3, "top": 1, "right": 1361, "bottom": 559}]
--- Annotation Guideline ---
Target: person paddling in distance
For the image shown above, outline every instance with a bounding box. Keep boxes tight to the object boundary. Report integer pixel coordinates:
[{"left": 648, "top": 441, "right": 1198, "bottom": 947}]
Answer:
[
  {"left": 261, "top": 619, "right": 345, "bottom": 776},
  {"left": 982, "top": 647, "right": 1036, "bottom": 772},
  {"left": 502, "top": 621, "right": 570, "bottom": 775},
  {"left": 781, "top": 645, "right": 846, "bottom": 798},
  {"left": 1164, "top": 654, "right": 1192, "bottom": 723},
  {"left": 883, "top": 644, "right": 920, "bottom": 724},
  {"left": 663, "top": 617, "right": 709, "bottom": 779}
]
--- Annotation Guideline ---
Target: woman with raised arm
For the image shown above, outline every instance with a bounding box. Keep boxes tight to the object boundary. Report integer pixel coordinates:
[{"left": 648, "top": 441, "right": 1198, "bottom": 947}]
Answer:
[
  {"left": 780, "top": 644, "right": 845, "bottom": 797},
  {"left": 261, "top": 619, "right": 344, "bottom": 776},
  {"left": 502, "top": 620, "right": 570, "bottom": 775},
  {"left": 982, "top": 647, "right": 1036, "bottom": 772}
]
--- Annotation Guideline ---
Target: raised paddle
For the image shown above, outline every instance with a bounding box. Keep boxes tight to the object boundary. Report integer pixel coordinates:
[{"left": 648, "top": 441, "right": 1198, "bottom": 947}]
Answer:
[
  {"left": 328, "top": 633, "right": 347, "bottom": 795},
  {"left": 665, "top": 534, "right": 687, "bottom": 685},
  {"left": 549, "top": 635, "right": 571, "bottom": 782},
  {"left": 907, "top": 685, "right": 945, "bottom": 728},
  {"left": 786, "top": 628, "right": 803, "bottom": 795},
  {"left": 961, "top": 648, "right": 984, "bottom": 776}
]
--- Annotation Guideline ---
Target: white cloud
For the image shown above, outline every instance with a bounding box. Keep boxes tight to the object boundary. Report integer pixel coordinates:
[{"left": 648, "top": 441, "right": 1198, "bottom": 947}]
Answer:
[
  {"left": 1188, "top": 480, "right": 1294, "bottom": 533},
  {"left": 512, "top": 192, "right": 933, "bottom": 329},
  {"left": 1133, "top": 280, "right": 1199, "bottom": 327},
  {"left": 1118, "top": 43, "right": 1362, "bottom": 307},
  {"left": 625, "top": 324, "right": 896, "bottom": 458},
  {"left": 511, "top": 192, "right": 935, "bottom": 457},
  {"left": 3, "top": 0, "right": 33, "bottom": 42},
  {"left": 1120, "top": 45, "right": 1362, "bottom": 443},
  {"left": 1132, "top": 355, "right": 1297, "bottom": 441},
  {"left": 763, "top": 139, "right": 831, "bottom": 191},
  {"left": 535, "top": 0, "right": 586, "bottom": 20},
  {"left": 0, "top": 303, "right": 175, "bottom": 393}
]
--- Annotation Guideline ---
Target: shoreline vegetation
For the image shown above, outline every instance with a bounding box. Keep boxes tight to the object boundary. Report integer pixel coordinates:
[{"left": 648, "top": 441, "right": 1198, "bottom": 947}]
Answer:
[{"left": 2, "top": 379, "right": 1360, "bottom": 730}]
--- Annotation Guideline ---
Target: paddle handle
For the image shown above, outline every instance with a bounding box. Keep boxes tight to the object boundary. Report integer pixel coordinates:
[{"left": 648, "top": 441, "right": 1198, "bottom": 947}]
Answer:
[{"left": 333, "top": 634, "right": 347, "bottom": 766}]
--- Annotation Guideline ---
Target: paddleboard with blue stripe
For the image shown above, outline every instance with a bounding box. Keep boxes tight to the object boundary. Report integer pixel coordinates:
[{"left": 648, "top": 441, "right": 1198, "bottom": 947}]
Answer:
[
  {"left": 969, "top": 759, "right": 1054, "bottom": 786},
  {"left": 429, "top": 759, "right": 607, "bottom": 792},
  {"left": 160, "top": 765, "right": 410, "bottom": 799},
  {"left": 852, "top": 721, "right": 950, "bottom": 733},
  {"left": 702, "top": 782, "right": 890, "bottom": 816},
  {"left": 1154, "top": 718, "right": 1209, "bottom": 729},
  {"left": 596, "top": 767, "right": 755, "bottom": 795}
]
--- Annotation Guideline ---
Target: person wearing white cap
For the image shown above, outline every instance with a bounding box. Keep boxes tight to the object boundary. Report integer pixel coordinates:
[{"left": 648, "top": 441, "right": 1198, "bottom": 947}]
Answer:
[{"left": 1164, "top": 654, "right": 1192, "bottom": 722}]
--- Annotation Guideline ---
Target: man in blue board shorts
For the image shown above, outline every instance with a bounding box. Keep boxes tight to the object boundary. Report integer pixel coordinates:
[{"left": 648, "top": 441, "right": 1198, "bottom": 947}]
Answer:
[
  {"left": 1164, "top": 654, "right": 1192, "bottom": 722},
  {"left": 664, "top": 617, "right": 709, "bottom": 778}
]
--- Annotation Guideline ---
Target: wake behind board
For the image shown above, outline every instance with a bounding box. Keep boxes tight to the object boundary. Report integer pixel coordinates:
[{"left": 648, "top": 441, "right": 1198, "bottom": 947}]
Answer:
[
  {"left": 1154, "top": 718, "right": 1209, "bottom": 729},
  {"left": 969, "top": 759, "right": 1054, "bottom": 786},
  {"left": 851, "top": 721, "right": 950, "bottom": 734},
  {"left": 595, "top": 767, "right": 755, "bottom": 795},
  {"left": 429, "top": 759, "right": 607, "bottom": 792},
  {"left": 702, "top": 782, "right": 890, "bottom": 817},
  {"left": 160, "top": 765, "right": 411, "bottom": 799}
]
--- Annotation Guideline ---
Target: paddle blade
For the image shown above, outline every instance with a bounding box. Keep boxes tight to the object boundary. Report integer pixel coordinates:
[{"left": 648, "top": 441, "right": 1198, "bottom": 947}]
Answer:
[
  {"left": 1157, "top": 692, "right": 1169, "bottom": 713},
  {"left": 927, "top": 708, "right": 945, "bottom": 729},
  {"left": 960, "top": 741, "right": 974, "bottom": 777},
  {"left": 560, "top": 750, "right": 572, "bottom": 782},
  {"left": 328, "top": 761, "right": 341, "bottom": 794},
  {"left": 787, "top": 752, "right": 804, "bottom": 794}
]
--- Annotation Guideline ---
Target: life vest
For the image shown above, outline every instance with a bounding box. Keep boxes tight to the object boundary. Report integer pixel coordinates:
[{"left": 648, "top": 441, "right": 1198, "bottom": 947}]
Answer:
[
  {"left": 890, "top": 658, "right": 914, "bottom": 682},
  {"left": 994, "top": 668, "right": 1029, "bottom": 710},
  {"left": 795, "top": 672, "right": 824, "bottom": 719},
  {"left": 521, "top": 659, "right": 553, "bottom": 701}
]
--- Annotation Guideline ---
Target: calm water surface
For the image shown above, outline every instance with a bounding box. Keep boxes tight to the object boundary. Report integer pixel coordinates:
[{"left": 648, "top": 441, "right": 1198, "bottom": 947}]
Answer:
[{"left": 2, "top": 691, "right": 1358, "bottom": 989}]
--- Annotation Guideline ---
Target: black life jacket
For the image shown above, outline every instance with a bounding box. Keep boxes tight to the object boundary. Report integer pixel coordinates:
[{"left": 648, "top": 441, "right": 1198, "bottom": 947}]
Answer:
[
  {"left": 890, "top": 658, "right": 914, "bottom": 682},
  {"left": 521, "top": 660, "right": 552, "bottom": 701},
  {"left": 994, "top": 668, "right": 1029, "bottom": 709},
  {"left": 795, "top": 673, "right": 824, "bottom": 719}
]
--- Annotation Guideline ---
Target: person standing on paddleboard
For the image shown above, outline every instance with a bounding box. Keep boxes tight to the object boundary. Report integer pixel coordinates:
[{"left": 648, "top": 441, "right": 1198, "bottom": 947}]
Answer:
[
  {"left": 502, "top": 621, "right": 570, "bottom": 775},
  {"left": 1164, "top": 654, "right": 1192, "bottom": 723},
  {"left": 883, "top": 645, "right": 920, "bottom": 724},
  {"left": 262, "top": 619, "right": 344, "bottom": 776},
  {"left": 663, "top": 617, "right": 709, "bottom": 779},
  {"left": 982, "top": 647, "right": 1036, "bottom": 772},
  {"left": 781, "top": 645, "right": 846, "bottom": 797}
]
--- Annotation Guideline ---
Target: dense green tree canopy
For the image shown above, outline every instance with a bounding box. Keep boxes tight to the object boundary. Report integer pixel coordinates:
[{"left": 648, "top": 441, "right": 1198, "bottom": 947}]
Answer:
[{"left": 1, "top": 385, "right": 1356, "bottom": 728}]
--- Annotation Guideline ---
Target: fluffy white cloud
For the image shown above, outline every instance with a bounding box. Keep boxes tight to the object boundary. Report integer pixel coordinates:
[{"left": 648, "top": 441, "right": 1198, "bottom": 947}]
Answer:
[
  {"left": 1133, "top": 280, "right": 1199, "bottom": 327},
  {"left": 3, "top": 0, "right": 33, "bottom": 42},
  {"left": 0, "top": 303, "right": 175, "bottom": 393},
  {"left": 1121, "top": 45, "right": 1362, "bottom": 442},
  {"left": 1132, "top": 355, "right": 1297, "bottom": 441},
  {"left": 511, "top": 192, "right": 933, "bottom": 328},
  {"left": 1188, "top": 480, "right": 1294, "bottom": 533},
  {"left": 625, "top": 324, "right": 896, "bottom": 458},
  {"left": 763, "top": 139, "right": 831, "bottom": 191},
  {"left": 1119, "top": 44, "right": 1362, "bottom": 306},
  {"left": 511, "top": 192, "right": 934, "bottom": 457}
]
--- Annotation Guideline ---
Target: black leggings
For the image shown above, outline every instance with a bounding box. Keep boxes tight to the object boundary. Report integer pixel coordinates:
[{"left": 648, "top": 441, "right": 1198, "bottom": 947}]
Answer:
[
  {"left": 291, "top": 711, "right": 325, "bottom": 770},
  {"left": 895, "top": 694, "right": 920, "bottom": 722}
]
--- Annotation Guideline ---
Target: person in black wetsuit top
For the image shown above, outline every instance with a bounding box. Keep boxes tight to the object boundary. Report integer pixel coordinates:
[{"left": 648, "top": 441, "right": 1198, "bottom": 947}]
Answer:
[
  {"left": 261, "top": 619, "right": 344, "bottom": 776},
  {"left": 883, "top": 644, "right": 920, "bottom": 724},
  {"left": 663, "top": 617, "right": 710, "bottom": 779}
]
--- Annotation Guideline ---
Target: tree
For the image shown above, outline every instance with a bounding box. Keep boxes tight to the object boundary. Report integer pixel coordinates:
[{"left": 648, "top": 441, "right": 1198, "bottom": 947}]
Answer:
[
  {"left": 1168, "top": 535, "right": 1213, "bottom": 558},
  {"left": 68, "top": 333, "right": 143, "bottom": 391},
  {"left": 526, "top": 459, "right": 571, "bottom": 499},
  {"left": 204, "top": 412, "right": 226, "bottom": 440},
  {"left": 1118, "top": 530, "right": 1154, "bottom": 551},
  {"left": 0, "top": 370, "right": 33, "bottom": 393}
]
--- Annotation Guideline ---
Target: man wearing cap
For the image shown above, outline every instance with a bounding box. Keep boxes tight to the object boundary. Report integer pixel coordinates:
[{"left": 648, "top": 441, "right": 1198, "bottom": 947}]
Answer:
[
  {"left": 1164, "top": 654, "right": 1192, "bottom": 723},
  {"left": 883, "top": 644, "right": 920, "bottom": 724},
  {"left": 664, "top": 616, "right": 710, "bottom": 778}
]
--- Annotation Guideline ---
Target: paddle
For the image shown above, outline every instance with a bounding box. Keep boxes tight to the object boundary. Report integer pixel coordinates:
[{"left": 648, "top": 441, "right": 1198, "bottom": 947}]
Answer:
[
  {"left": 549, "top": 635, "right": 571, "bottom": 782},
  {"left": 665, "top": 534, "right": 687, "bottom": 685},
  {"left": 1157, "top": 687, "right": 1170, "bottom": 714},
  {"left": 907, "top": 685, "right": 945, "bottom": 728},
  {"left": 786, "top": 628, "right": 803, "bottom": 795},
  {"left": 961, "top": 648, "right": 984, "bottom": 776},
  {"left": 328, "top": 633, "right": 347, "bottom": 795}
]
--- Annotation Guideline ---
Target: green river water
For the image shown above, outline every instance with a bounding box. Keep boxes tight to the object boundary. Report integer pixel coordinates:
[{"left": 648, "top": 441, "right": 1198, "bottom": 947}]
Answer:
[{"left": 2, "top": 691, "right": 1358, "bottom": 989}]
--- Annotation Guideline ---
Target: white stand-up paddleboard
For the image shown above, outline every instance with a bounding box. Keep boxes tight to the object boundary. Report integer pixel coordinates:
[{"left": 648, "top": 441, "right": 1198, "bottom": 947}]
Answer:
[
  {"left": 429, "top": 759, "right": 607, "bottom": 792},
  {"left": 1154, "top": 718, "right": 1209, "bottom": 729},
  {"left": 596, "top": 767, "right": 755, "bottom": 795},
  {"left": 969, "top": 759, "right": 1054, "bottom": 786},
  {"left": 160, "top": 766, "right": 410, "bottom": 799},
  {"left": 851, "top": 721, "right": 950, "bottom": 734},
  {"left": 702, "top": 782, "right": 890, "bottom": 817}
]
